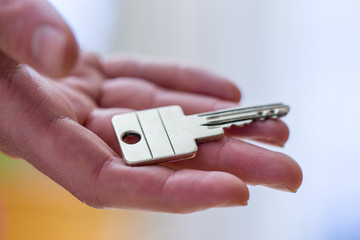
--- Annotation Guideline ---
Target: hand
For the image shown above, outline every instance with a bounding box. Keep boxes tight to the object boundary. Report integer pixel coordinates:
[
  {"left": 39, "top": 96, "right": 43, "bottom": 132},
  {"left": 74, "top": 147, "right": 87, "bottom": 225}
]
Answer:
[{"left": 0, "top": 0, "right": 302, "bottom": 213}]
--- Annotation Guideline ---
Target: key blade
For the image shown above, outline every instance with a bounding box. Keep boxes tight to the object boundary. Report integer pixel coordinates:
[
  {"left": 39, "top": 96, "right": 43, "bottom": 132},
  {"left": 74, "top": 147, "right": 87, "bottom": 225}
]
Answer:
[
  {"left": 200, "top": 103, "right": 289, "bottom": 129},
  {"left": 199, "top": 103, "right": 288, "bottom": 118}
]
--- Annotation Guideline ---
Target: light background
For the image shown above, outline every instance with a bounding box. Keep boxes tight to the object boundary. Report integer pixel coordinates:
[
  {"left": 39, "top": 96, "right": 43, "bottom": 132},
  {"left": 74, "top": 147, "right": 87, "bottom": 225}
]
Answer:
[{"left": 2, "top": 0, "right": 360, "bottom": 239}]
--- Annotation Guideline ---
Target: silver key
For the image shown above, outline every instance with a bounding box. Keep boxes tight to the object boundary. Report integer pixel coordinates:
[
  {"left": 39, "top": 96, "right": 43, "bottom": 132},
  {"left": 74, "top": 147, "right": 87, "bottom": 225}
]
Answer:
[{"left": 112, "top": 103, "right": 289, "bottom": 165}]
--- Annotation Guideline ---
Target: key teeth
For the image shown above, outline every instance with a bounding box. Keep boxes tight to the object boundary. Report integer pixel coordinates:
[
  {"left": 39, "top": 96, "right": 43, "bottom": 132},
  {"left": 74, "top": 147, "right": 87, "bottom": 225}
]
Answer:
[
  {"left": 217, "top": 114, "right": 285, "bottom": 130},
  {"left": 215, "top": 119, "right": 254, "bottom": 129},
  {"left": 223, "top": 122, "right": 251, "bottom": 129}
]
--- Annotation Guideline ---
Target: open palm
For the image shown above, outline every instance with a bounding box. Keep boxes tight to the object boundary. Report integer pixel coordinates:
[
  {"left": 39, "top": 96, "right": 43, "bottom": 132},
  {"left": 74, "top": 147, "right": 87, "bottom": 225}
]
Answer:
[{"left": 0, "top": 52, "right": 302, "bottom": 212}]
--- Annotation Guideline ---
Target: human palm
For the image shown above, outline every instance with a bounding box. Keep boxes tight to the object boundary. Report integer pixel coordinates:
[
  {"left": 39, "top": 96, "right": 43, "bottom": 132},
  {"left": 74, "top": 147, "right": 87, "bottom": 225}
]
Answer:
[{"left": 0, "top": 51, "right": 302, "bottom": 212}]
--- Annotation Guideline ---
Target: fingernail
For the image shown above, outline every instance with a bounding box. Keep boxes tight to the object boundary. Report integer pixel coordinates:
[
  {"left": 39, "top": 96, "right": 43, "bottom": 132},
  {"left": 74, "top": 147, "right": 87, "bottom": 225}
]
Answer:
[
  {"left": 268, "top": 185, "right": 297, "bottom": 193},
  {"left": 32, "top": 25, "right": 66, "bottom": 76},
  {"left": 251, "top": 137, "right": 285, "bottom": 147},
  {"left": 219, "top": 201, "right": 248, "bottom": 208}
]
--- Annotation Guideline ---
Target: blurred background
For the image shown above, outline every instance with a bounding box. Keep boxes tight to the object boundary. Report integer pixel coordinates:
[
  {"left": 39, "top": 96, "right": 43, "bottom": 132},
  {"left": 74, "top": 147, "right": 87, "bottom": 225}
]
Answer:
[{"left": 1, "top": 0, "right": 360, "bottom": 239}]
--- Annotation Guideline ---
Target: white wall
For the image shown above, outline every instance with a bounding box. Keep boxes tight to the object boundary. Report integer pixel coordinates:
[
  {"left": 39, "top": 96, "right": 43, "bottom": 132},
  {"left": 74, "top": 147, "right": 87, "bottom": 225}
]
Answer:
[{"left": 49, "top": 0, "right": 360, "bottom": 239}]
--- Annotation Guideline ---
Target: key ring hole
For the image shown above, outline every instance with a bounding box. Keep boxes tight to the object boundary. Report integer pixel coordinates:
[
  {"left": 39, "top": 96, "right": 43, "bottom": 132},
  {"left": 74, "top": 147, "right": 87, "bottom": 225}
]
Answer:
[{"left": 121, "top": 131, "right": 142, "bottom": 144}]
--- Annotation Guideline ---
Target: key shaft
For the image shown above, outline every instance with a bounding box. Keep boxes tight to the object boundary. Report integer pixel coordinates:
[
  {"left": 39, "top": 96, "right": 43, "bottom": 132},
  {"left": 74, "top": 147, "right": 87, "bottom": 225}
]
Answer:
[{"left": 198, "top": 103, "right": 289, "bottom": 129}]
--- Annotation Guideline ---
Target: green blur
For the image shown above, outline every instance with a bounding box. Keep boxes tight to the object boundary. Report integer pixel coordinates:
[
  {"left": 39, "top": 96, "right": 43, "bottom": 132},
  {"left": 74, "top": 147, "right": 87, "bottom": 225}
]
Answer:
[{"left": 0, "top": 153, "right": 15, "bottom": 174}]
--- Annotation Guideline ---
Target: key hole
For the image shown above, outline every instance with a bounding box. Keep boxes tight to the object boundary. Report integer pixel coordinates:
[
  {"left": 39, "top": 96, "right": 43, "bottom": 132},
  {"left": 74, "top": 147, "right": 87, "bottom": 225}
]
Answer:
[{"left": 122, "top": 131, "right": 142, "bottom": 144}]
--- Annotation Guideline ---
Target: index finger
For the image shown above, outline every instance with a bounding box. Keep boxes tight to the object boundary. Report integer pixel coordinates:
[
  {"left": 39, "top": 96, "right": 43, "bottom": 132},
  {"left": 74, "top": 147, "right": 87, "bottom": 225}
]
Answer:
[{"left": 100, "top": 55, "right": 241, "bottom": 102}]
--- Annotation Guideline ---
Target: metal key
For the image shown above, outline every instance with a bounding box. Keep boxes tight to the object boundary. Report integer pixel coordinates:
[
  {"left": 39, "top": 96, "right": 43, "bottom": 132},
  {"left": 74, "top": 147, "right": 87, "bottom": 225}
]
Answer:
[{"left": 112, "top": 103, "right": 289, "bottom": 165}]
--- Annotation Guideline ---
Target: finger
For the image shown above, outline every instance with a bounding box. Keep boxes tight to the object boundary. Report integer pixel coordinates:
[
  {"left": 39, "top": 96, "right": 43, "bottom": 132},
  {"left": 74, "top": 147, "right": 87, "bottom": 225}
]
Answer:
[
  {"left": 165, "top": 139, "right": 303, "bottom": 193},
  {"left": 0, "top": 0, "right": 78, "bottom": 77},
  {"left": 101, "top": 56, "right": 241, "bottom": 101},
  {"left": 225, "top": 119, "right": 290, "bottom": 147},
  {"left": 95, "top": 163, "right": 249, "bottom": 212},
  {"left": 60, "top": 52, "right": 105, "bottom": 100},
  {"left": 85, "top": 108, "right": 301, "bottom": 192},
  {"left": 100, "top": 77, "right": 239, "bottom": 114}
]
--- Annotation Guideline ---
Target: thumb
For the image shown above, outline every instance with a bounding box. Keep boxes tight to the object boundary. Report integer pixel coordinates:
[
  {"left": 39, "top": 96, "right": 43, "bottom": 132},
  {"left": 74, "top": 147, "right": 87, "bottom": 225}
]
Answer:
[{"left": 0, "top": 0, "right": 78, "bottom": 77}]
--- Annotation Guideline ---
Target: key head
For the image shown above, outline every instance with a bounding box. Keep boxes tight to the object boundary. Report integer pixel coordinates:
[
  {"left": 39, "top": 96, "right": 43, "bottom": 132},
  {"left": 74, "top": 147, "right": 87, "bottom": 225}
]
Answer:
[
  {"left": 111, "top": 107, "right": 183, "bottom": 165},
  {"left": 112, "top": 106, "right": 223, "bottom": 165}
]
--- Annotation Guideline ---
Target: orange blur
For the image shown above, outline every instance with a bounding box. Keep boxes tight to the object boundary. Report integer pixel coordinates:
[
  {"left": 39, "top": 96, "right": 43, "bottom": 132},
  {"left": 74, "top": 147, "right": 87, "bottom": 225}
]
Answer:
[{"left": 0, "top": 154, "right": 143, "bottom": 240}]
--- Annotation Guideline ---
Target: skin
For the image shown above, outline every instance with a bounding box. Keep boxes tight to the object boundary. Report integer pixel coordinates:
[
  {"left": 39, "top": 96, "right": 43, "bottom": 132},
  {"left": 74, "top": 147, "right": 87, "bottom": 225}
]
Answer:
[{"left": 0, "top": 0, "right": 302, "bottom": 213}]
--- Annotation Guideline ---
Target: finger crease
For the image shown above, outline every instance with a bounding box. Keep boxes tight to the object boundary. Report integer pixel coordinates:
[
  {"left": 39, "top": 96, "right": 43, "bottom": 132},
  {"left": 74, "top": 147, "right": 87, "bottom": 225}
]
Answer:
[
  {"left": 213, "top": 138, "right": 231, "bottom": 169},
  {"left": 91, "top": 156, "right": 115, "bottom": 208},
  {"left": 149, "top": 84, "right": 162, "bottom": 107},
  {"left": 158, "top": 170, "right": 176, "bottom": 200}
]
